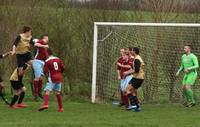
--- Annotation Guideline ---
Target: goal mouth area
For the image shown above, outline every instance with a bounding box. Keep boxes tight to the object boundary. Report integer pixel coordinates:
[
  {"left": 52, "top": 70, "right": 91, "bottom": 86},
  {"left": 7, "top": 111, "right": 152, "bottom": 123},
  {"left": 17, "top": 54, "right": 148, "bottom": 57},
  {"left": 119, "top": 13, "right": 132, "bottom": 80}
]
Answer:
[{"left": 92, "top": 22, "right": 200, "bottom": 103}]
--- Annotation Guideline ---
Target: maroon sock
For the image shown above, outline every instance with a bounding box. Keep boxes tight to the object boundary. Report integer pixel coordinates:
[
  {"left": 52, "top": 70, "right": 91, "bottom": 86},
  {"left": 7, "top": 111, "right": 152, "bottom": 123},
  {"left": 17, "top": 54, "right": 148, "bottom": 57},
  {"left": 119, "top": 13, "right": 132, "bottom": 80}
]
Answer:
[
  {"left": 38, "top": 79, "right": 43, "bottom": 93},
  {"left": 33, "top": 80, "right": 39, "bottom": 97},
  {"left": 56, "top": 94, "right": 63, "bottom": 109},
  {"left": 123, "top": 95, "right": 129, "bottom": 108},
  {"left": 43, "top": 94, "right": 49, "bottom": 105}
]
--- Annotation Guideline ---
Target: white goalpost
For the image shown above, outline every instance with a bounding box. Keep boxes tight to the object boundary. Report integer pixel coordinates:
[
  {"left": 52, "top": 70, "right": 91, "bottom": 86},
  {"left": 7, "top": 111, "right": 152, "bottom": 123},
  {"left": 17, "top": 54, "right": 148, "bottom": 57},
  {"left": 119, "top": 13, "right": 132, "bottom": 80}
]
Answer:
[{"left": 92, "top": 22, "right": 200, "bottom": 103}]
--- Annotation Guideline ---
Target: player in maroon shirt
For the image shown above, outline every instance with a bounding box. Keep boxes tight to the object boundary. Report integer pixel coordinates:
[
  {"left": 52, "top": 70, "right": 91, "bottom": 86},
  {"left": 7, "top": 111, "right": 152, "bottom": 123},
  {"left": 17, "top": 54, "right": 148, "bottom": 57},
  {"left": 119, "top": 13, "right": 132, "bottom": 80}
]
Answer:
[
  {"left": 38, "top": 48, "right": 65, "bottom": 112},
  {"left": 32, "top": 34, "right": 49, "bottom": 101},
  {"left": 116, "top": 50, "right": 134, "bottom": 108}
]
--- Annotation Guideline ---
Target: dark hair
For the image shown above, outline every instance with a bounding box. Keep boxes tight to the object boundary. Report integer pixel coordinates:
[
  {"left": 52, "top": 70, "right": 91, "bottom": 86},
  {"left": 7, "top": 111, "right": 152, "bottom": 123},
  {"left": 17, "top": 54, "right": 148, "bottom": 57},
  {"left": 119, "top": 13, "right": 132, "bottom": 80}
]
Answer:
[
  {"left": 128, "top": 47, "right": 133, "bottom": 51},
  {"left": 132, "top": 47, "right": 140, "bottom": 54},
  {"left": 47, "top": 48, "right": 53, "bottom": 56},
  {"left": 40, "top": 34, "right": 48, "bottom": 39},
  {"left": 23, "top": 26, "right": 32, "bottom": 33},
  {"left": 185, "top": 44, "right": 192, "bottom": 49}
]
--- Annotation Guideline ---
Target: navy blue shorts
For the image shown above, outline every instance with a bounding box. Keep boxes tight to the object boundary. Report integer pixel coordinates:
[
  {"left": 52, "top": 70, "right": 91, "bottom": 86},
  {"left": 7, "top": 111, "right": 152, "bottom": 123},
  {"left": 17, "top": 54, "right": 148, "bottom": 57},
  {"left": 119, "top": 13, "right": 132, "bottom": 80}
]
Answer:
[{"left": 16, "top": 52, "right": 33, "bottom": 67}]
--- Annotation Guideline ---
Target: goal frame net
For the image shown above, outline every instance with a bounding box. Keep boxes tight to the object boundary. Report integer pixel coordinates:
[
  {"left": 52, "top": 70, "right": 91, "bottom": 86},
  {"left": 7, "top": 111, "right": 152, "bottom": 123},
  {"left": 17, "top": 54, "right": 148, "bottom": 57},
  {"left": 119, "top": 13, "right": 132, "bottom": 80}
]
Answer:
[{"left": 91, "top": 22, "right": 200, "bottom": 103}]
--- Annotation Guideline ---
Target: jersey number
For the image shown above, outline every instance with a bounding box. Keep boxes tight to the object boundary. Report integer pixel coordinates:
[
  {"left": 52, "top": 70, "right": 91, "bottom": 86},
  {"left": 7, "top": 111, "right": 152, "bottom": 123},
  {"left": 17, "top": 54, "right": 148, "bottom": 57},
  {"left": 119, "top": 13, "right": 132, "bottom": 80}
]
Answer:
[{"left": 53, "top": 62, "right": 59, "bottom": 70}]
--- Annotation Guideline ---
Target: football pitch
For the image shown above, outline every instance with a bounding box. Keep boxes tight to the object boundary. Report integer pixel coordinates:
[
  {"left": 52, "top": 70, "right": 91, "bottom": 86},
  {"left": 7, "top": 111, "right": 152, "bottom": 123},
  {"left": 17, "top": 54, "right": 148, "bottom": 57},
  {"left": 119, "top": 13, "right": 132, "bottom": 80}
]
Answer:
[{"left": 0, "top": 101, "right": 199, "bottom": 127}]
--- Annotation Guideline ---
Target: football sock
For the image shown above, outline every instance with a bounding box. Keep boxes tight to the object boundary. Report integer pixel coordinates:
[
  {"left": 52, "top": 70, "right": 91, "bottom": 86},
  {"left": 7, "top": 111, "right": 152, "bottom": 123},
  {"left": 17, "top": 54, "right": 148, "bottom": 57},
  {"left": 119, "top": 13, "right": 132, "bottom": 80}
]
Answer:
[
  {"left": 123, "top": 95, "right": 129, "bottom": 107},
  {"left": 56, "top": 94, "right": 63, "bottom": 109},
  {"left": 127, "top": 94, "right": 135, "bottom": 106},
  {"left": 120, "top": 91, "right": 124, "bottom": 105},
  {"left": 18, "top": 92, "right": 25, "bottom": 104},
  {"left": 133, "top": 95, "right": 140, "bottom": 108},
  {"left": 186, "top": 89, "right": 195, "bottom": 103},
  {"left": 38, "top": 79, "right": 43, "bottom": 98},
  {"left": 33, "top": 80, "right": 39, "bottom": 97},
  {"left": 183, "top": 91, "right": 189, "bottom": 102},
  {"left": 43, "top": 94, "right": 49, "bottom": 105}
]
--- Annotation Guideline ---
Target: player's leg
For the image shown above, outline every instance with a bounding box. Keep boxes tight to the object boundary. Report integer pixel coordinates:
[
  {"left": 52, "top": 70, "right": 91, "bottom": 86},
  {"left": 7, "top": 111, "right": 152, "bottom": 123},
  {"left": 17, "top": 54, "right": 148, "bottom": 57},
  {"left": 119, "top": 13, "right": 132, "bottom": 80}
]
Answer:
[
  {"left": 38, "top": 90, "right": 50, "bottom": 111},
  {"left": 126, "top": 84, "right": 136, "bottom": 110},
  {"left": 131, "top": 87, "right": 141, "bottom": 112},
  {"left": 16, "top": 52, "right": 32, "bottom": 76},
  {"left": 184, "top": 72, "right": 197, "bottom": 107},
  {"left": 126, "top": 78, "right": 143, "bottom": 111},
  {"left": 38, "top": 77, "right": 44, "bottom": 99},
  {"left": 10, "top": 81, "right": 21, "bottom": 108},
  {"left": 119, "top": 79, "right": 126, "bottom": 106},
  {"left": 54, "top": 83, "right": 64, "bottom": 112},
  {"left": 38, "top": 81, "right": 53, "bottom": 111},
  {"left": 121, "top": 75, "right": 133, "bottom": 108},
  {"left": 38, "top": 61, "right": 45, "bottom": 99},
  {"left": 32, "top": 60, "right": 42, "bottom": 100},
  {"left": 0, "top": 77, "right": 9, "bottom": 105},
  {"left": 16, "top": 86, "right": 27, "bottom": 108}
]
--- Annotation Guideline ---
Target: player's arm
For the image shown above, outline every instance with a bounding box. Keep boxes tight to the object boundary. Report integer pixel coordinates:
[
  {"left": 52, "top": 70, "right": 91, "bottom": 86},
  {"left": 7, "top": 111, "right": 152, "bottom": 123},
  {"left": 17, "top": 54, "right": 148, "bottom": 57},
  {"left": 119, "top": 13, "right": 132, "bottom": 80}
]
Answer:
[
  {"left": 116, "top": 60, "right": 121, "bottom": 79},
  {"left": 34, "top": 42, "right": 49, "bottom": 48},
  {"left": 123, "top": 68, "right": 134, "bottom": 76},
  {"left": 188, "top": 55, "right": 199, "bottom": 71},
  {"left": 11, "top": 35, "right": 21, "bottom": 55},
  {"left": 120, "top": 64, "right": 132, "bottom": 69},
  {"left": 117, "top": 62, "right": 131, "bottom": 69},
  {"left": 1, "top": 51, "right": 12, "bottom": 58},
  {"left": 123, "top": 59, "right": 141, "bottom": 76},
  {"left": 176, "top": 57, "right": 184, "bottom": 76}
]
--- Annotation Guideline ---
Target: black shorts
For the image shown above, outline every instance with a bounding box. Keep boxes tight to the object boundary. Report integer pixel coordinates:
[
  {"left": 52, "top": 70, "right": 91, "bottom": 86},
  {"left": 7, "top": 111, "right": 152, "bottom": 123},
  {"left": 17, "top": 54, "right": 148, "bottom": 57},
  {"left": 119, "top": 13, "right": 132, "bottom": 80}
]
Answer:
[
  {"left": 10, "top": 81, "right": 24, "bottom": 90},
  {"left": 129, "top": 78, "right": 144, "bottom": 89},
  {"left": 0, "top": 76, "right": 2, "bottom": 82},
  {"left": 16, "top": 52, "right": 33, "bottom": 67}
]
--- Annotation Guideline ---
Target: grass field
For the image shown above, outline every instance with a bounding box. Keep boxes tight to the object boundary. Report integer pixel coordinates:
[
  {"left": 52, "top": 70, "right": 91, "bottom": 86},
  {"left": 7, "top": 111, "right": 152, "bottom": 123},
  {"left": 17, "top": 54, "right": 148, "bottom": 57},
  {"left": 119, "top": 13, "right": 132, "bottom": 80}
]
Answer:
[{"left": 0, "top": 100, "right": 199, "bottom": 127}]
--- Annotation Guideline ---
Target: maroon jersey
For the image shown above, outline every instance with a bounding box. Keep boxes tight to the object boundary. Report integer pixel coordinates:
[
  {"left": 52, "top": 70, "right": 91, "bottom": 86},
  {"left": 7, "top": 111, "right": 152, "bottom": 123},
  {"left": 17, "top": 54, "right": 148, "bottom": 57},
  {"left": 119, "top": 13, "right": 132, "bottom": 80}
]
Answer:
[
  {"left": 116, "top": 57, "right": 123, "bottom": 70},
  {"left": 44, "top": 56, "right": 65, "bottom": 83},
  {"left": 117, "top": 57, "right": 133, "bottom": 79},
  {"left": 35, "top": 40, "right": 48, "bottom": 61}
]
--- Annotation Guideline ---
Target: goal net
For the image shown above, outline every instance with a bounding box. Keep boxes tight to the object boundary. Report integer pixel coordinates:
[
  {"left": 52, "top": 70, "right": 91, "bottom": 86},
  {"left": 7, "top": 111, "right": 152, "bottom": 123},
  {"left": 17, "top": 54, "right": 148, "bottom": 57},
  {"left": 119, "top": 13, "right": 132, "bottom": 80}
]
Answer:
[{"left": 92, "top": 22, "right": 200, "bottom": 104}]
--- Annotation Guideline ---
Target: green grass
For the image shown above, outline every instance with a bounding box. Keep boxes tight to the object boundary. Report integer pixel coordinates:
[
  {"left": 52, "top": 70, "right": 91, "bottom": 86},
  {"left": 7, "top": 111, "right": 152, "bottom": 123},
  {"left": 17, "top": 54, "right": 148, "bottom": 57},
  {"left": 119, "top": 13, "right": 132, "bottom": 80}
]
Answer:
[{"left": 0, "top": 101, "right": 200, "bottom": 127}]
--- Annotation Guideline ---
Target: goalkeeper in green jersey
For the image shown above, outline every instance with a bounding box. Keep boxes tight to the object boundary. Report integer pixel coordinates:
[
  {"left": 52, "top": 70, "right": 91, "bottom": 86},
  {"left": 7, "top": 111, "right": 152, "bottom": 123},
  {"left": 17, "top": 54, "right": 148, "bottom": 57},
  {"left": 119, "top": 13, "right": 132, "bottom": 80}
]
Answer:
[{"left": 176, "top": 44, "right": 199, "bottom": 107}]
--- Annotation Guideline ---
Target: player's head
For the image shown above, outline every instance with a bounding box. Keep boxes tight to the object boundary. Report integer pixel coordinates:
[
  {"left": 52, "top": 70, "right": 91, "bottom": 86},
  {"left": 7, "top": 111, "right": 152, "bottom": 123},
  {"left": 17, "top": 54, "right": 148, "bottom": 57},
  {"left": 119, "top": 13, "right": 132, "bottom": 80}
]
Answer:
[
  {"left": 120, "top": 48, "right": 125, "bottom": 56},
  {"left": 132, "top": 47, "right": 140, "bottom": 55},
  {"left": 184, "top": 44, "right": 191, "bottom": 54},
  {"left": 47, "top": 48, "right": 53, "bottom": 56},
  {"left": 41, "top": 34, "right": 49, "bottom": 44},
  {"left": 122, "top": 51, "right": 129, "bottom": 60},
  {"left": 22, "top": 26, "right": 32, "bottom": 36},
  {"left": 128, "top": 47, "right": 134, "bottom": 55}
]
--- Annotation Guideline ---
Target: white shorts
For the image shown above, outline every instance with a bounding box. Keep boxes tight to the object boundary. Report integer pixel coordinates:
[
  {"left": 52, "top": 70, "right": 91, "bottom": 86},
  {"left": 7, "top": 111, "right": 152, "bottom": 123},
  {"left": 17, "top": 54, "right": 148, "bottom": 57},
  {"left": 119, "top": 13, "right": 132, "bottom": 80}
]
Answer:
[{"left": 120, "top": 75, "right": 133, "bottom": 92}]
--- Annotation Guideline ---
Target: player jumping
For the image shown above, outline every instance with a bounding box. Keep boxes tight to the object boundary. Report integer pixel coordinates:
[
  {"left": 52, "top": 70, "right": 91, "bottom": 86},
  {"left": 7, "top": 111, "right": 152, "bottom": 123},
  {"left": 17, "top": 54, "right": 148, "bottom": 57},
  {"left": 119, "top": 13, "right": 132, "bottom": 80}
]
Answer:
[
  {"left": 38, "top": 48, "right": 65, "bottom": 112},
  {"left": 176, "top": 44, "right": 199, "bottom": 107},
  {"left": 32, "top": 34, "right": 49, "bottom": 101},
  {"left": 11, "top": 26, "right": 34, "bottom": 76}
]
